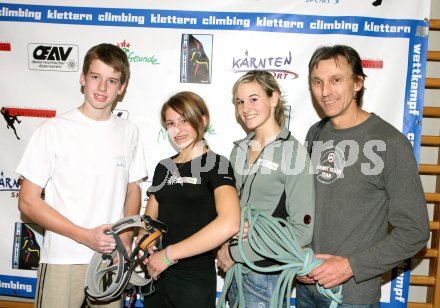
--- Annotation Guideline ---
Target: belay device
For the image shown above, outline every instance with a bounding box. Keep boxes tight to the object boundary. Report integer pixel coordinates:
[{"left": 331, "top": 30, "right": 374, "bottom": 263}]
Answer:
[{"left": 85, "top": 215, "right": 168, "bottom": 303}]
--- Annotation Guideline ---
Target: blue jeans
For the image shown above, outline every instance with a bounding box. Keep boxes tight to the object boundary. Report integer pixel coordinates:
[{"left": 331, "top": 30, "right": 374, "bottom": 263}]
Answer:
[
  {"left": 295, "top": 283, "right": 380, "bottom": 308},
  {"left": 228, "top": 271, "right": 280, "bottom": 308}
]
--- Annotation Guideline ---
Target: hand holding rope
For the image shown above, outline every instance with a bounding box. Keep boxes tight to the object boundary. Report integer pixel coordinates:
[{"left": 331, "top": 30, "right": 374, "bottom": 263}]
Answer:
[{"left": 217, "top": 205, "right": 342, "bottom": 308}]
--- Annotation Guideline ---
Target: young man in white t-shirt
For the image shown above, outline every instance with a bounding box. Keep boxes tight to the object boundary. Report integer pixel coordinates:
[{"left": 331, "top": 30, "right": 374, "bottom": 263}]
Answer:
[{"left": 16, "top": 43, "right": 148, "bottom": 308}]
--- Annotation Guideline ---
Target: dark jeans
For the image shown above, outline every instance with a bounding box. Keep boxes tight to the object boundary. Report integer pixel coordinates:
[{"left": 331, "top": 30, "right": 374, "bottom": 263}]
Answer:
[{"left": 296, "top": 283, "right": 380, "bottom": 308}]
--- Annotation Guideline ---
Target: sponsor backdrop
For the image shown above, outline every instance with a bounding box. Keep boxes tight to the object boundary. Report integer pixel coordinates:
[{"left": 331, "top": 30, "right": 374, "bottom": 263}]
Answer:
[{"left": 0, "top": 0, "right": 431, "bottom": 306}]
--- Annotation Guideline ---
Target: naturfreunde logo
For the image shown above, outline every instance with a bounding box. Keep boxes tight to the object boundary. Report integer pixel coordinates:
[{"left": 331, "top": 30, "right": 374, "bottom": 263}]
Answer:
[{"left": 117, "top": 40, "right": 160, "bottom": 65}]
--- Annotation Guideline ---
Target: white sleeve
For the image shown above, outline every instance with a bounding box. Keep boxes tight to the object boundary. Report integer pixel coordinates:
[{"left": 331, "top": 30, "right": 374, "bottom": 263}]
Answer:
[
  {"left": 128, "top": 127, "right": 148, "bottom": 184},
  {"left": 15, "top": 121, "right": 55, "bottom": 188}
]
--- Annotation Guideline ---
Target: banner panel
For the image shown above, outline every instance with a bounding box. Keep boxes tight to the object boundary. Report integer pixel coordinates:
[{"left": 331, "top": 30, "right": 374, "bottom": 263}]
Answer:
[{"left": 0, "top": 1, "right": 431, "bottom": 306}]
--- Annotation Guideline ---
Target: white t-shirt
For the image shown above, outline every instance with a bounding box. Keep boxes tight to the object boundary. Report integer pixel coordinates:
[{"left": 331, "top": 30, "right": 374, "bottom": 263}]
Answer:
[{"left": 16, "top": 108, "right": 148, "bottom": 264}]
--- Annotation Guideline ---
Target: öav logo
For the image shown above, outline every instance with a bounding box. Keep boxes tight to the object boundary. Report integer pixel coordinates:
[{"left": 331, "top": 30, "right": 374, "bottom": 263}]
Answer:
[{"left": 28, "top": 43, "right": 78, "bottom": 72}]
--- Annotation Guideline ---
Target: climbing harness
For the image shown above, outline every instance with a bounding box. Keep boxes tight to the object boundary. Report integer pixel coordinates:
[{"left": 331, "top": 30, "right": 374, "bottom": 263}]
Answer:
[
  {"left": 217, "top": 205, "right": 343, "bottom": 308},
  {"left": 85, "top": 215, "right": 168, "bottom": 302}
]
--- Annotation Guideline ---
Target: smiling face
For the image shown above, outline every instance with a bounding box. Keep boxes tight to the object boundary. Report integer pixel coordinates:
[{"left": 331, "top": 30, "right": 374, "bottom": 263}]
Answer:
[
  {"left": 310, "top": 56, "right": 363, "bottom": 124},
  {"left": 165, "top": 107, "right": 199, "bottom": 150},
  {"left": 235, "top": 81, "right": 279, "bottom": 132},
  {"left": 79, "top": 59, "right": 126, "bottom": 120}
]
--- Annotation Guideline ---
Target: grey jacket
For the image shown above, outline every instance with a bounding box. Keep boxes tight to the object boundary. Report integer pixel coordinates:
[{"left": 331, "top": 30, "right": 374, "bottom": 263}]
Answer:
[{"left": 229, "top": 126, "right": 315, "bottom": 263}]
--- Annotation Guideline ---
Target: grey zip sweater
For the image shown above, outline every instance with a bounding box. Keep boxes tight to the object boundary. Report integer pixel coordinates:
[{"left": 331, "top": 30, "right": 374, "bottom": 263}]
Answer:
[{"left": 229, "top": 126, "right": 315, "bottom": 263}]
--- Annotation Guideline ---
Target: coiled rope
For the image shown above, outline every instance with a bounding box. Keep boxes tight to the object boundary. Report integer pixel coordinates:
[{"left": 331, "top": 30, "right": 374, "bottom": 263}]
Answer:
[{"left": 217, "top": 205, "right": 343, "bottom": 308}]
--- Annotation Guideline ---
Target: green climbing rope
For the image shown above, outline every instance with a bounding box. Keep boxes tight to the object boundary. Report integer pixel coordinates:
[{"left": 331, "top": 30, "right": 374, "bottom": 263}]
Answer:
[{"left": 217, "top": 205, "right": 343, "bottom": 308}]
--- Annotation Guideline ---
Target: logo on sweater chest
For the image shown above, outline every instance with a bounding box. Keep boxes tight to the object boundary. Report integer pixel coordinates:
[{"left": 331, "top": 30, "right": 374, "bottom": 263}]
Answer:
[
  {"left": 115, "top": 156, "right": 127, "bottom": 168},
  {"left": 316, "top": 147, "right": 344, "bottom": 184}
]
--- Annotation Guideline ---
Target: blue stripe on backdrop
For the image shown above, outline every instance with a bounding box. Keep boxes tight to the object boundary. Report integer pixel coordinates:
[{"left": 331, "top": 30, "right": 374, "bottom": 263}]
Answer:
[
  {"left": 0, "top": 3, "right": 425, "bottom": 37},
  {"left": 0, "top": 274, "right": 36, "bottom": 298}
]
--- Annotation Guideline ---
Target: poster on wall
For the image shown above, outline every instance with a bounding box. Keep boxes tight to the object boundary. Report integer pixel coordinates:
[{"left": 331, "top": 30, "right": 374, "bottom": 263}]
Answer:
[
  {"left": 180, "top": 33, "right": 213, "bottom": 84},
  {"left": 0, "top": 0, "right": 430, "bottom": 306}
]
